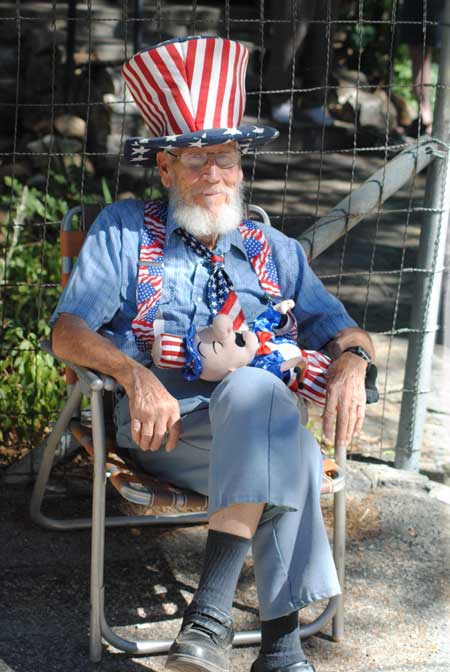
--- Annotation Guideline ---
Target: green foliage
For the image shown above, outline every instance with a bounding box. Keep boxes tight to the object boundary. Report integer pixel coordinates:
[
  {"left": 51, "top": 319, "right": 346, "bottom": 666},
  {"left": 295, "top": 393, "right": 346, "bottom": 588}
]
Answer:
[
  {"left": 1, "top": 177, "right": 67, "bottom": 332},
  {"left": 1, "top": 168, "right": 100, "bottom": 232},
  {"left": 393, "top": 44, "right": 417, "bottom": 111},
  {"left": 392, "top": 44, "right": 438, "bottom": 114},
  {"left": 101, "top": 177, "right": 113, "bottom": 205},
  {"left": 142, "top": 183, "right": 166, "bottom": 202},
  {"left": 0, "top": 168, "right": 103, "bottom": 454},
  {"left": 347, "top": 22, "right": 377, "bottom": 54},
  {"left": 0, "top": 321, "right": 65, "bottom": 446},
  {"left": 337, "top": 0, "right": 393, "bottom": 81}
]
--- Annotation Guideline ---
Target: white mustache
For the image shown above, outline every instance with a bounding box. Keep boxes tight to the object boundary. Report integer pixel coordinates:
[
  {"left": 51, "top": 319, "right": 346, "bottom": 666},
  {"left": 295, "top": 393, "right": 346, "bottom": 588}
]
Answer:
[{"left": 194, "top": 188, "right": 233, "bottom": 196}]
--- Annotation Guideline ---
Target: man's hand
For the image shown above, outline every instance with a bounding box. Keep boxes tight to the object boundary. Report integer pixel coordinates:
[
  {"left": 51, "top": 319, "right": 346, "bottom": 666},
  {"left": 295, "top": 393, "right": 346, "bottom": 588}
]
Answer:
[
  {"left": 124, "top": 365, "right": 181, "bottom": 452},
  {"left": 53, "top": 314, "right": 181, "bottom": 452},
  {"left": 322, "top": 352, "right": 368, "bottom": 447}
]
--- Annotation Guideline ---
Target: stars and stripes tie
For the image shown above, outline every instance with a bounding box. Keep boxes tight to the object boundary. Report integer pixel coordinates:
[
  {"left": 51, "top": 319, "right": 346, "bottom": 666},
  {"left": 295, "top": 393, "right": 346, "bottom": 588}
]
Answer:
[{"left": 176, "top": 228, "right": 247, "bottom": 330}]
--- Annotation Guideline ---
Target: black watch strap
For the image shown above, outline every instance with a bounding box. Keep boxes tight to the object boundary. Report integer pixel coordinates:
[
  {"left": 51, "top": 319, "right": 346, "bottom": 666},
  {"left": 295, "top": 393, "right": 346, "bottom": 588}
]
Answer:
[{"left": 343, "top": 345, "right": 372, "bottom": 363}]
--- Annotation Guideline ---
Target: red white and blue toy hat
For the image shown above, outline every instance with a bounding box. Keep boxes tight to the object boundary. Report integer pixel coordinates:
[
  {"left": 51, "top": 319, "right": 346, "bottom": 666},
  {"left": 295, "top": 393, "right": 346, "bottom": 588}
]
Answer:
[{"left": 122, "top": 35, "right": 279, "bottom": 165}]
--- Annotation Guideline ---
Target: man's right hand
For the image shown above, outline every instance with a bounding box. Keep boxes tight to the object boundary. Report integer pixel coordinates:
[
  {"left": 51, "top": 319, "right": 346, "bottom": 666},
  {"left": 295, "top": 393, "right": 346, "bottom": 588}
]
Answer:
[
  {"left": 52, "top": 314, "right": 181, "bottom": 453},
  {"left": 124, "top": 365, "right": 182, "bottom": 452}
]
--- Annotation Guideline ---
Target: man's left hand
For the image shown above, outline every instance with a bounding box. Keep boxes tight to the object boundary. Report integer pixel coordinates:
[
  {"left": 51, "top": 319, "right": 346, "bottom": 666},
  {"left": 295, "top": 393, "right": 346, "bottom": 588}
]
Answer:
[{"left": 322, "top": 352, "right": 368, "bottom": 447}]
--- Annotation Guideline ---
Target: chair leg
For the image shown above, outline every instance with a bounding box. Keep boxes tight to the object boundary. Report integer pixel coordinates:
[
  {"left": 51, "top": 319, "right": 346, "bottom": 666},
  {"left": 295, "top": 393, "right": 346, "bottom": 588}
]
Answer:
[
  {"left": 30, "top": 382, "right": 83, "bottom": 529},
  {"left": 332, "top": 442, "right": 347, "bottom": 641},
  {"left": 332, "top": 487, "right": 345, "bottom": 640},
  {"left": 90, "top": 388, "right": 107, "bottom": 662}
]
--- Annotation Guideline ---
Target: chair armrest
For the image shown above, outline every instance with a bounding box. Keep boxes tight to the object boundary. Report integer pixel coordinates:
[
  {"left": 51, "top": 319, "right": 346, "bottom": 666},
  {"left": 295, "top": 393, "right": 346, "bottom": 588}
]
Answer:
[{"left": 40, "top": 340, "right": 117, "bottom": 392}]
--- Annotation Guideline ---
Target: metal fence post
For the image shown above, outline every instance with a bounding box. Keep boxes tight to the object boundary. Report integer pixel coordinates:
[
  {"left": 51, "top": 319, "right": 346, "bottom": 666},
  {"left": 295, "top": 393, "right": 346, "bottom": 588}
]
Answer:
[{"left": 395, "top": 0, "right": 450, "bottom": 470}]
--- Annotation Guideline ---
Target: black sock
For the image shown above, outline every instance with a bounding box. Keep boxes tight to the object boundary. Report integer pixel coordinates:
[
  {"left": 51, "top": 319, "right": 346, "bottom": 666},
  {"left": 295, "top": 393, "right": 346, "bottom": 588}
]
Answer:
[
  {"left": 259, "top": 611, "right": 305, "bottom": 669},
  {"left": 190, "top": 529, "right": 251, "bottom": 617}
]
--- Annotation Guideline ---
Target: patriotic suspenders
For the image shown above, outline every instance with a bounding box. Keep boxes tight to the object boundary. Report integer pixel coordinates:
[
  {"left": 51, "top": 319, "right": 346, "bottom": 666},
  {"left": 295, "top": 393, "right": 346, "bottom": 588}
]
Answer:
[
  {"left": 131, "top": 200, "right": 330, "bottom": 405},
  {"left": 131, "top": 200, "right": 168, "bottom": 351},
  {"left": 132, "top": 199, "right": 283, "bottom": 352}
]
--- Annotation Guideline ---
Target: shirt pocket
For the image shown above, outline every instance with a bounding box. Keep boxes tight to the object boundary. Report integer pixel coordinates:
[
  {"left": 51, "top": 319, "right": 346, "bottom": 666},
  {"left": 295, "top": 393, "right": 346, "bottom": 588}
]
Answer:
[{"left": 159, "top": 282, "right": 175, "bottom": 307}]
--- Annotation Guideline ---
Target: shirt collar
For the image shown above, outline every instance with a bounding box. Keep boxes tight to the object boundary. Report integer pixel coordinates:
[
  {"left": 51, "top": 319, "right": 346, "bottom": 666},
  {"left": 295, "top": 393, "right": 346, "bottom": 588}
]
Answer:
[{"left": 166, "top": 200, "right": 248, "bottom": 259}]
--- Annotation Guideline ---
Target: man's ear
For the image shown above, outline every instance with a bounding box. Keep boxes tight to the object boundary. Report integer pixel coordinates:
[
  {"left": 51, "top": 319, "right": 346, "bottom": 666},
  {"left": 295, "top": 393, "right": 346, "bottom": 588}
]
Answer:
[{"left": 156, "top": 151, "right": 171, "bottom": 188}]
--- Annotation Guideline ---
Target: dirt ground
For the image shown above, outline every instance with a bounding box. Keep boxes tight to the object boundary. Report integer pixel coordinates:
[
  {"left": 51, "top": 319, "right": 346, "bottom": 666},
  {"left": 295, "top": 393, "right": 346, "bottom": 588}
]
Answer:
[{"left": 1, "top": 461, "right": 449, "bottom": 672}]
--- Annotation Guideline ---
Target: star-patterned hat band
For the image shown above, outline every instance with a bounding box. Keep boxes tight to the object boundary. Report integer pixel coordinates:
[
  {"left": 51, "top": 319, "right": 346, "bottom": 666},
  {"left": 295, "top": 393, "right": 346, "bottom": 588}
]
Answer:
[{"left": 122, "top": 35, "right": 279, "bottom": 165}]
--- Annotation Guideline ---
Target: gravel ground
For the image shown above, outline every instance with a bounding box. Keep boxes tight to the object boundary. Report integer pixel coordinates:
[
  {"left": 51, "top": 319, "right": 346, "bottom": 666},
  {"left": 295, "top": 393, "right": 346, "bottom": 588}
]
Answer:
[{"left": 1, "top": 462, "right": 449, "bottom": 672}]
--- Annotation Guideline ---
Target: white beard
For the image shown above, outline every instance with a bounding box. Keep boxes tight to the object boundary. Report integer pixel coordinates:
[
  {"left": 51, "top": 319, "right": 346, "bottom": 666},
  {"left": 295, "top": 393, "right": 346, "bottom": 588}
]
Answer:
[{"left": 169, "top": 182, "right": 244, "bottom": 239}]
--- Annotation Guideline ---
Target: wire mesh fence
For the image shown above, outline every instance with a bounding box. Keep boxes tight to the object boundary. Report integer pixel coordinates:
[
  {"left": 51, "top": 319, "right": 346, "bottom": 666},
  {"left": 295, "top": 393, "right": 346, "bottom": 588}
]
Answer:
[{"left": 1, "top": 0, "right": 449, "bottom": 477}]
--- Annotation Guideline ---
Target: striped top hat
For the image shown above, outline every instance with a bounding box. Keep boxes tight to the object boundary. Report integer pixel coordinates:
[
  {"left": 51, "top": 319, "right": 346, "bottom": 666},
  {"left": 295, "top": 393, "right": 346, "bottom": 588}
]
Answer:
[{"left": 122, "top": 35, "right": 279, "bottom": 165}]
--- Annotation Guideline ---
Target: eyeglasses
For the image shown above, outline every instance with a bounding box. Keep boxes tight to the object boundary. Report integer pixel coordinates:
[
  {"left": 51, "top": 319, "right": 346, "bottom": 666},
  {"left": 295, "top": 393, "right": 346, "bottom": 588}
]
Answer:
[{"left": 166, "top": 149, "right": 241, "bottom": 170}]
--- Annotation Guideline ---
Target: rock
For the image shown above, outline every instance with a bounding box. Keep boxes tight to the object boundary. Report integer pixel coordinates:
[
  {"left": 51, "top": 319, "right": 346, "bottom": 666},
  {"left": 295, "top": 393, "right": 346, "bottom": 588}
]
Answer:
[
  {"left": 54, "top": 115, "right": 87, "bottom": 140},
  {"left": 26, "top": 135, "right": 83, "bottom": 172},
  {"left": 347, "top": 460, "right": 431, "bottom": 492},
  {"left": 427, "top": 481, "right": 450, "bottom": 505},
  {"left": 346, "top": 461, "right": 374, "bottom": 495},
  {"left": 335, "top": 71, "right": 398, "bottom": 132},
  {"left": 390, "top": 91, "right": 415, "bottom": 127},
  {"left": 0, "top": 162, "right": 32, "bottom": 179},
  {"left": 26, "top": 135, "right": 83, "bottom": 155},
  {"left": 359, "top": 88, "right": 399, "bottom": 132},
  {"left": 62, "top": 154, "right": 95, "bottom": 175},
  {"left": 335, "top": 68, "right": 369, "bottom": 86}
]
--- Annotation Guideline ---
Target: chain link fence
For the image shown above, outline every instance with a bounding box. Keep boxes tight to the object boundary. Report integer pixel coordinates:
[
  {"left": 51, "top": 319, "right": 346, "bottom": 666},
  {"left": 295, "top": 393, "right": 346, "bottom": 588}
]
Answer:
[{"left": 1, "top": 0, "right": 449, "bottom": 478}]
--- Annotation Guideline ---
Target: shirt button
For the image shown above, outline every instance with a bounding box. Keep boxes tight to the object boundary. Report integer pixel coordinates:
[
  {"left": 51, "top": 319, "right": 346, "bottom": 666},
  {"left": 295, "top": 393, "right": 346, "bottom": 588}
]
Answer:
[{"left": 197, "top": 296, "right": 202, "bottom": 303}]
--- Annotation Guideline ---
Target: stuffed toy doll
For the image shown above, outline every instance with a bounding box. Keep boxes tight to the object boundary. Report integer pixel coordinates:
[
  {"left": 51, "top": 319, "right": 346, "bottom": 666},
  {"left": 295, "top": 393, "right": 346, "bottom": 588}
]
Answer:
[{"left": 152, "top": 300, "right": 331, "bottom": 406}]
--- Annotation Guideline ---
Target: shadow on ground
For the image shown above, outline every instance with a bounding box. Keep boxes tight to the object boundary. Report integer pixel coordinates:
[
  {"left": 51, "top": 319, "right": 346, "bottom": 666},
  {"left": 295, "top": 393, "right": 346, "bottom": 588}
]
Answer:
[{"left": 1, "top": 463, "right": 449, "bottom": 672}]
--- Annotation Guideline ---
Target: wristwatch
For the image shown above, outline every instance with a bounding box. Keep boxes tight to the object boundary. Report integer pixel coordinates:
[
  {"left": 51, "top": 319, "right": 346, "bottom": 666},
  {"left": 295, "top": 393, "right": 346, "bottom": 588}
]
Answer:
[{"left": 342, "top": 345, "right": 372, "bottom": 363}]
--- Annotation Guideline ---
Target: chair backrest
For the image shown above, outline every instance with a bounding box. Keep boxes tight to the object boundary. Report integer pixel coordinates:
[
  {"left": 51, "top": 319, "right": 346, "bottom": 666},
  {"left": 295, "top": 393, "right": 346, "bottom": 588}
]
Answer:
[
  {"left": 59, "top": 204, "right": 102, "bottom": 384},
  {"left": 61, "top": 204, "right": 102, "bottom": 287}
]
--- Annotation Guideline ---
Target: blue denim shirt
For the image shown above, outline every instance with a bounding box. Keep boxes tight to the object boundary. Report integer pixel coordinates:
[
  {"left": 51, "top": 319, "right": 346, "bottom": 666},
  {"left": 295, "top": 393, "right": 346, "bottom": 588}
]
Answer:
[{"left": 51, "top": 199, "right": 357, "bottom": 365}]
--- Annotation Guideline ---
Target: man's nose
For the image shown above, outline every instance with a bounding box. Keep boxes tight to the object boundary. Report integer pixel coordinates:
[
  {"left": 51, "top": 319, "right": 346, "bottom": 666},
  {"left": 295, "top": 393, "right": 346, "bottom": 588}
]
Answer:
[{"left": 201, "top": 158, "right": 220, "bottom": 178}]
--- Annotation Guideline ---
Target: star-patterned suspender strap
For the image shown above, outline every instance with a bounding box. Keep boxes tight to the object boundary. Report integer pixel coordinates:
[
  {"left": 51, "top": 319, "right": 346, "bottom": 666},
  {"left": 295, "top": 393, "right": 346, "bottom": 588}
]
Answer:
[
  {"left": 240, "top": 220, "right": 299, "bottom": 341},
  {"left": 239, "top": 220, "right": 281, "bottom": 297},
  {"left": 132, "top": 200, "right": 168, "bottom": 352},
  {"left": 175, "top": 228, "right": 247, "bottom": 331}
]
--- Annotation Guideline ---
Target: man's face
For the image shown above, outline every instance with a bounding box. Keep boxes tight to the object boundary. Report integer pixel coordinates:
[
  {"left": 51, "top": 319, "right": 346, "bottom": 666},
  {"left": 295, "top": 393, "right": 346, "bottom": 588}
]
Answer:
[{"left": 157, "top": 143, "right": 243, "bottom": 218}]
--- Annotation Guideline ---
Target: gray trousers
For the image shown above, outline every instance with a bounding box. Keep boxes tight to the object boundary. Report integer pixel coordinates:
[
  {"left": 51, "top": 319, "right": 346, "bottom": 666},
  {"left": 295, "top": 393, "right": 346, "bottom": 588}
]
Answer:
[{"left": 114, "top": 366, "right": 341, "bottom": 620}]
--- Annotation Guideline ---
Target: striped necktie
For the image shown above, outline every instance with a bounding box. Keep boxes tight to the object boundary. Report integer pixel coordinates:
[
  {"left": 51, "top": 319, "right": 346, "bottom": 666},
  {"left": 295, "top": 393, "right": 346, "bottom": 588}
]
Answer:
[{"left": 176, "top": 228, "right": 247, "bottom": 330}]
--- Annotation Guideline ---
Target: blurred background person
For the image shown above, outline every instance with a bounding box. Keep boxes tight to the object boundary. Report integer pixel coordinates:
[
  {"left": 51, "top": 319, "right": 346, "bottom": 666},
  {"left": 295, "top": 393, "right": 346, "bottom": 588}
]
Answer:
[
  {"left": 399, "top": 0, "right": 444, "bottom": 134},
  {"left": 265, "top": 0, "right": 337, "bottom": 126}
]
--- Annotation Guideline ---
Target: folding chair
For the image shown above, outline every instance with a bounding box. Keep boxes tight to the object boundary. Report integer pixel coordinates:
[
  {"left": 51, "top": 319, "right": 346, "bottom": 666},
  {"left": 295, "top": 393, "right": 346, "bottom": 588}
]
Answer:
[{"left": 30, "top": 203, "right": 347, "bottom": 662}]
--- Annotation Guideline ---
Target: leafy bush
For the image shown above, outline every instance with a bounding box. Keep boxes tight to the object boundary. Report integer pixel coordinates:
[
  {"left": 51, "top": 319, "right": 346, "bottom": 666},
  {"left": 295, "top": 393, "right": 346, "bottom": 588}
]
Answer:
[
  {"left": 0, "top": 169, "right": 103, "bottom": 459},
  {"left": 0, "top": 322, "right": 65, "bottom": 448}
]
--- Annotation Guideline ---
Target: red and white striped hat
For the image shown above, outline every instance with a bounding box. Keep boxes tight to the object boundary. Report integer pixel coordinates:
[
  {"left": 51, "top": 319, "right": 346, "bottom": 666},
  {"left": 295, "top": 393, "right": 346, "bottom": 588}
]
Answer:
[{"left": 122, "top": 35, "right": 279, "bottom": 165}]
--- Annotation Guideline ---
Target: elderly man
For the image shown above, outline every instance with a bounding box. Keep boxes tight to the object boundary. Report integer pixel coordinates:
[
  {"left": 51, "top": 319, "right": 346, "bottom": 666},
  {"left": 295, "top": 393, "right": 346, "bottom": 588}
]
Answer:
[{"left": 51, "top": 37, "right": 374, "bottom": 672}]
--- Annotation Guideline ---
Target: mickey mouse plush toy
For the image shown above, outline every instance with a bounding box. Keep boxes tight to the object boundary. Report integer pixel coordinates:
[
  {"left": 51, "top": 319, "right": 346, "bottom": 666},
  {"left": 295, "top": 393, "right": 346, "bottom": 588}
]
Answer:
[{"left": 152, "top": 300, "right": 334, "bottom": 407}]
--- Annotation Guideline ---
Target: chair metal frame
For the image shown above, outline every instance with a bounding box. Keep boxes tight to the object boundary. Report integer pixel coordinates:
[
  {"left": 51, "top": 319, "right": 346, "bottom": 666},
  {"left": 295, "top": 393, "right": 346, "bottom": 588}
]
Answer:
[{"left": 30, "top": 204, "right": 346, "bottom": 662}]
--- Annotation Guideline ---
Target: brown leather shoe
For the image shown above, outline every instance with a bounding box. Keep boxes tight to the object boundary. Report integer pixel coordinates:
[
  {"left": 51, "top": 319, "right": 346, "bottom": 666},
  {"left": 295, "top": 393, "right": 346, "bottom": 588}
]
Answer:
[{"left": 165, "top": 604, "right": 234, "bottom": 672}]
